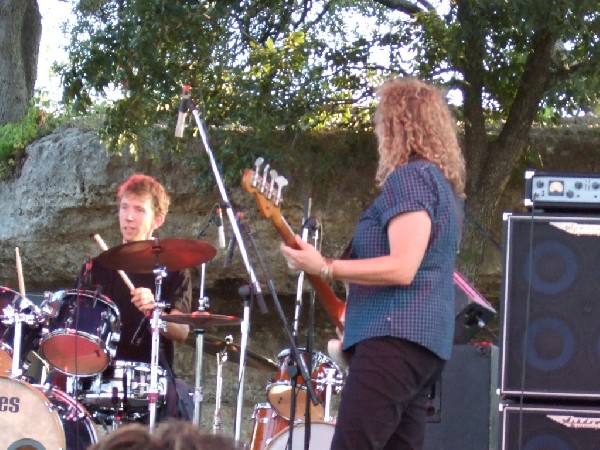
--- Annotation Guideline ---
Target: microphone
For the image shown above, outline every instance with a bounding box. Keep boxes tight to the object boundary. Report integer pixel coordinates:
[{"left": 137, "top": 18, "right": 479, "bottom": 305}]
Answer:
[
  {"left": 215, "top": 206, "right": 226, "bottom": 249},
  {"left": 174, "top": 85, "right": 191, "bottom": 138},
  {"left": 131, "top": 314, "right": 150, "bottom": 346},
  {"left": 224, "top": 235, "right": 237, "bottom": 269}
]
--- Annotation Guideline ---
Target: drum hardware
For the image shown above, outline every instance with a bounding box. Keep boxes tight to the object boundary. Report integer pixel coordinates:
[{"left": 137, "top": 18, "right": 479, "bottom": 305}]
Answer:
[
  {"left": 184, "top": 334, "right": 278, "bottom": 373},
  {"left": 94, "top": 238, "right": 217, "bottom": 273},
  {"left": 316, "top": 367, "right": 344, "bottom": 422},
  {"left": 266, "top": 349, "right": 342, "bottom": 422},
  {"left": 82, "top": 360, "right": 168, "bottom": 425},
  {"left": 160, "top": 311, "right": 243, "bottom": 328},
  {"left": 212, "top": 337, "right": 230, "bottom": 432},
  {"left": 38, "top": 289, "right": 121, "bottom": 377},
  {"left": 188, "top": 102, "right": 268, "bottom": 441},
  {"left": 250, "top": 403, "right": 289, "bottom": 450},
  {"left": 0, "top": 288, "right": 44, "bottom": 377},
  {"left": 0, "top": 375, "right": 97, "bottom": 449},
  {"left": 266, "top": 421, "right": 336, "bottom": 449},
  {"left": 147, "top": 262, "right": 169, "bottom": 432}
]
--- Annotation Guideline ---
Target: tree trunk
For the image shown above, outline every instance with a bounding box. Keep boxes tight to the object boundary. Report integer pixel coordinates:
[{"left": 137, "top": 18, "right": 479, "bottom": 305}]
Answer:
[{"left": 0, "top": 0, "right": 41, "bottom": 125}]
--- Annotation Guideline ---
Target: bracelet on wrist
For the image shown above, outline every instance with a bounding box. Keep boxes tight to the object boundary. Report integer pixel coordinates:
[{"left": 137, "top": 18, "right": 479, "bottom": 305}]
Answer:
[{"left": 320, "top": 258, "right": 334, "bottom": 282}]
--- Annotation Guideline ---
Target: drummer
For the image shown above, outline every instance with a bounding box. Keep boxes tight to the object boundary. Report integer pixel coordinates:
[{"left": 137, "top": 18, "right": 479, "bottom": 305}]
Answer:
[{"left": 78, "top": 174, "right": 192, "bottom": 419}]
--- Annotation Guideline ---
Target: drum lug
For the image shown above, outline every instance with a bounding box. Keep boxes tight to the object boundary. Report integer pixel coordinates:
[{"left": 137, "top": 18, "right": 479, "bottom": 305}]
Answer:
[{"left": 110, "top": 330, "right": 121, "bottom": 344}]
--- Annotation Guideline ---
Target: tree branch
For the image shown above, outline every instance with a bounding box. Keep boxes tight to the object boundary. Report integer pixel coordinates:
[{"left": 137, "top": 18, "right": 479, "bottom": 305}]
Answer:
[{"left": 371, "top": 0, "right": 434, "bottom": 15}]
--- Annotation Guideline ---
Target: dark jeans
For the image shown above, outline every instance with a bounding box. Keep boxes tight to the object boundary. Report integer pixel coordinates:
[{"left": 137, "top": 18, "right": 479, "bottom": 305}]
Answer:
[{"left": 330, "top": 336, "right": 445, "bottom": 450}]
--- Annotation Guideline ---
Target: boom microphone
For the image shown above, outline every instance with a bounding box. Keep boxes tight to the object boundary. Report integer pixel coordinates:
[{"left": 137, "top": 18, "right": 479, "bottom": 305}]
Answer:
[{"left": 174, "top": 85, "right": 191, "bottom": 138}]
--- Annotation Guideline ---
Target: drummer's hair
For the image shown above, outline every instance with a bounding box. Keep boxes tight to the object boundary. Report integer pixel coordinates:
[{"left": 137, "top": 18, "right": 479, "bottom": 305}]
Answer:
[{"left": 117, "top": 173, "right": 171, "bottom": 217}]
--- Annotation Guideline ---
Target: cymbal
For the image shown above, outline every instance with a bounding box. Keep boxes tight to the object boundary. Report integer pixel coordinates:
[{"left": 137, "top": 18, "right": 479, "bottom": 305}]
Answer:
[
  {"left": 161, "top": 311, "right": 242, "bottom": 328},
  {"left": 96, "top": 238, "right": 217, "bottom": 273},
  {"left": 185, "top": 333, "right": 278, "bottom": 372}
]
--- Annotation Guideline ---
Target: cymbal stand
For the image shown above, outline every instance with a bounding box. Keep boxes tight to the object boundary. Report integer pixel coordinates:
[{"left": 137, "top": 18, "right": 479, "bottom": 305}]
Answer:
[
  {"left": 148, "top": 263, "right": 168, "bottom": 433},
  {"left": 10, "top": 309, "right": 23, "bottom": 377},
  {"left": 213, "top": 339, "right": 230, "bottom": 432},
  {"left": 192, "top": 262, "right": 210, "bottom": 427},
  {"left": 191, "top": 105, "right": 267, "bottom": 441},
  {"left": 2, "top": 297, "right": 40, "bottom": 377},
  {"left": 318, "top": 367, "right": 343, "bottom": 422}
]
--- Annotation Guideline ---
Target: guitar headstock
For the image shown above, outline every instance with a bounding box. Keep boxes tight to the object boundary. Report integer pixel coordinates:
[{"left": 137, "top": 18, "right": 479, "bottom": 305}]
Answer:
[{"left": 241, "top": 157, "right": 289, "bottom": 221}]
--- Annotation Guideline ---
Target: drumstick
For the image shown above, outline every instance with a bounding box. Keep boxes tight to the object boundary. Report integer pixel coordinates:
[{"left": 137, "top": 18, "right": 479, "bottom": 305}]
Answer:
[
  {"left": 93, "top": 233, "right": 136, "bottom": 291},
  {"left": 15, "top": 247, "right": 26, "bottom": 298}
]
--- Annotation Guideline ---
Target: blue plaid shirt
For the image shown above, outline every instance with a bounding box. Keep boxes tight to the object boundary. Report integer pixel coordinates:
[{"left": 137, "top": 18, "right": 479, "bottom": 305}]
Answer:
[{"left": 343, "top": 160, "right": 458, "bottom": 360}]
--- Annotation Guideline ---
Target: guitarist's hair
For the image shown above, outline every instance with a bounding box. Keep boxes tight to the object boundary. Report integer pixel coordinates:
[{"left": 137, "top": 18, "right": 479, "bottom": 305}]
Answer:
[{"left": 373, "top": 77, "right": 466, "bottom": 199}]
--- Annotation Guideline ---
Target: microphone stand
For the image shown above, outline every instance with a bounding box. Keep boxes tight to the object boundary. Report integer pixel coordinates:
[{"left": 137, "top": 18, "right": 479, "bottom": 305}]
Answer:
[
  {"left": 303, "top": 222, "right": 320, "bottom": 450},
  {"left": 239, "top": 215, "right": 320, "bottom": 450},
  {"left": 190, "top": 104, "right": 266, "bottom": 441}
]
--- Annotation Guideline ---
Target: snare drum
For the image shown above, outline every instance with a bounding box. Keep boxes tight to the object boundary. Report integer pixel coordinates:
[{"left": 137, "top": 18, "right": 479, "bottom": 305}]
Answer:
[
  {"left": 266, "top": 421, "right": 336, "bottom": 449},
  {"left": 249, "top": 403, "right": 288, "bottom": 450},
  {"left": 0, "top": 375, "right": 97, "bottom": 449},
  {"left": 0, "top": 287, "right": 42, "bottom": 374},
  {"left": 39, "top": 289, "right": 121, "bottom": 376},
  {"left": 267, "top": 348, "right": 341, "bottom": 420},
  {"left": 83, "top": 360, "right": 168, "bottom": 413}
]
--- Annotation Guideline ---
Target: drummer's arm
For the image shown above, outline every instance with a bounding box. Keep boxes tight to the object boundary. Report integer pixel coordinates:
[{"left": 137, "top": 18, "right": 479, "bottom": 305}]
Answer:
[{"left": 161, "top": 308, "right": 189, "bottom": 342}]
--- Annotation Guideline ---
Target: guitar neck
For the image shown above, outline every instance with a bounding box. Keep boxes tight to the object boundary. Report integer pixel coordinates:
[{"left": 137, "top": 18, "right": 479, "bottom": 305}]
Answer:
[
  {"left": 277, "top": 217, "right": 346, "bottom": 333},
  {"left": 243, "top": 168, "right": 345, "bottom": 333}
]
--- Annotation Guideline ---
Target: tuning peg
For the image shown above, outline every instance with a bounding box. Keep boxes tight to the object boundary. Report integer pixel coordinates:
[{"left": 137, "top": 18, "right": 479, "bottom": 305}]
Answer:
[
  {"left": 253, "top": 157, "right": 265, "bottom": 186},
  {"left": 261, "top": 163, "right": 270, "bottom": 193},
  {"left": 274, "top": 175, "right": 288, "bottom": 205},
  {"left": 269, "top": 169, "right": 279, "bottom": 200}
]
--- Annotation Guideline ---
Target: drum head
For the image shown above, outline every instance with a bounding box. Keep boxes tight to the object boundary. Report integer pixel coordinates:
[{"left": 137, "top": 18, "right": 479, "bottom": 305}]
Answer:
[
  {"left": 266, "top": 421, "right": 336, "bottom": 449},
  {"left": 0, "top": 375, "right": 66, "bottom": 450}
]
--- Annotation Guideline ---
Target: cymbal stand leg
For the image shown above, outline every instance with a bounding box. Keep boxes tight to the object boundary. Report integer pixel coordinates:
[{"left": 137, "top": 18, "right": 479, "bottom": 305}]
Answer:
[
  {"left": 213, "top": 346, "right": 228, "bottom": 432},
  {"left": 148, "top": 264, "right": 167, "bottom": 433},
  {"left": 193, "top": 328, "right": 205, "bottom": 427},
  {"left": 10, "top": 312, "right": 23, "bottom": 377}
]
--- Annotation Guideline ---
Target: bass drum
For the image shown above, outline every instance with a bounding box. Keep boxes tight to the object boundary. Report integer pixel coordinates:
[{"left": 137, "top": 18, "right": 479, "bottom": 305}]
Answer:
[
  {"left": 0, "top": 375, "right": 97, "bottom": 450},
  {"left": 266, "top": 421, "right": 336, "bottom": 449}
]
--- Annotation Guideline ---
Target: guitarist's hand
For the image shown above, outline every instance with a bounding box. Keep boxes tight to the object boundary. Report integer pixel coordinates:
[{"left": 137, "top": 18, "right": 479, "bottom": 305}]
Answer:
[{"left": 280, "top": 234, "right": 325, "bottom": 275}]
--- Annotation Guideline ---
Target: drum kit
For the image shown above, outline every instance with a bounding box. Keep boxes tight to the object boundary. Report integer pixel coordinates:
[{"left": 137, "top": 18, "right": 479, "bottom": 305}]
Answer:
[{"left": 1, "top": 233, "right": 346, "bottom": 449}]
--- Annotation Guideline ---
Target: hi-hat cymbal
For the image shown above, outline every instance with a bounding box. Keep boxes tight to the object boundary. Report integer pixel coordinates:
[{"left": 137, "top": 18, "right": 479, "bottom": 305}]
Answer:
[
  {"left": 161, "top": 311, "right": 242, "bottom": 328},
  {"left": 95, "top": 238, "right": 217, "bottom": 273},
  {"left": 185, "top": 333, "right": 278, "bottom": 372}
]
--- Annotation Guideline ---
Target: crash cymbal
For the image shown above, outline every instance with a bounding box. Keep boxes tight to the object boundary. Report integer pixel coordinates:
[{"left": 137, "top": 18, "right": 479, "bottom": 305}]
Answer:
[
  {"left": 95, "top": 238, "right": 216, "bottom": 273},
  {"left": 185, "top": 333, "right": 278, "bottom": 372},
  {"left": 161, "top": 311, "right": 242, "bottom": 328}
]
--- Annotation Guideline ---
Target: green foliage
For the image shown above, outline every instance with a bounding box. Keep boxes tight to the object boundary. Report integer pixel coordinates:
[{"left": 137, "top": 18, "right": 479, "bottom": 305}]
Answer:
[
  {"left": 0, "top": 103, "right": 57, "bottom": 179},
  {"left": 57, "top": 0, "right": 600, "bottom": 188}
]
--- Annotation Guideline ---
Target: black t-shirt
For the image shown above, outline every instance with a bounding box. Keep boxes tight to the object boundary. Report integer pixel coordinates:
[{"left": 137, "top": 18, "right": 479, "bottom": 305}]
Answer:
[{"left": 80, "top": 260, "right": 192, "bottom": 370}]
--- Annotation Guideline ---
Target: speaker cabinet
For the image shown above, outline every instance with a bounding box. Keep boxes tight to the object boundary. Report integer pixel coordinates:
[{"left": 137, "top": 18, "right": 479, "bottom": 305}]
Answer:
[
  {"left": 424, "top": 344, "right": 499, "bottom": 450},
  {"left": 500, "top": 213, "right": 600, "bottom": 399},
  {"left": 500, "top": 403, "right": 600, "bottom": 449}
]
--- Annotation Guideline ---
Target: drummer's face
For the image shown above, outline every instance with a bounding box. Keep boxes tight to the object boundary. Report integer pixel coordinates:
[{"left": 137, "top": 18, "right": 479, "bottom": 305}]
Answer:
[{"left": 119, "top": 192, "right": 164, "bottom": 243}]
